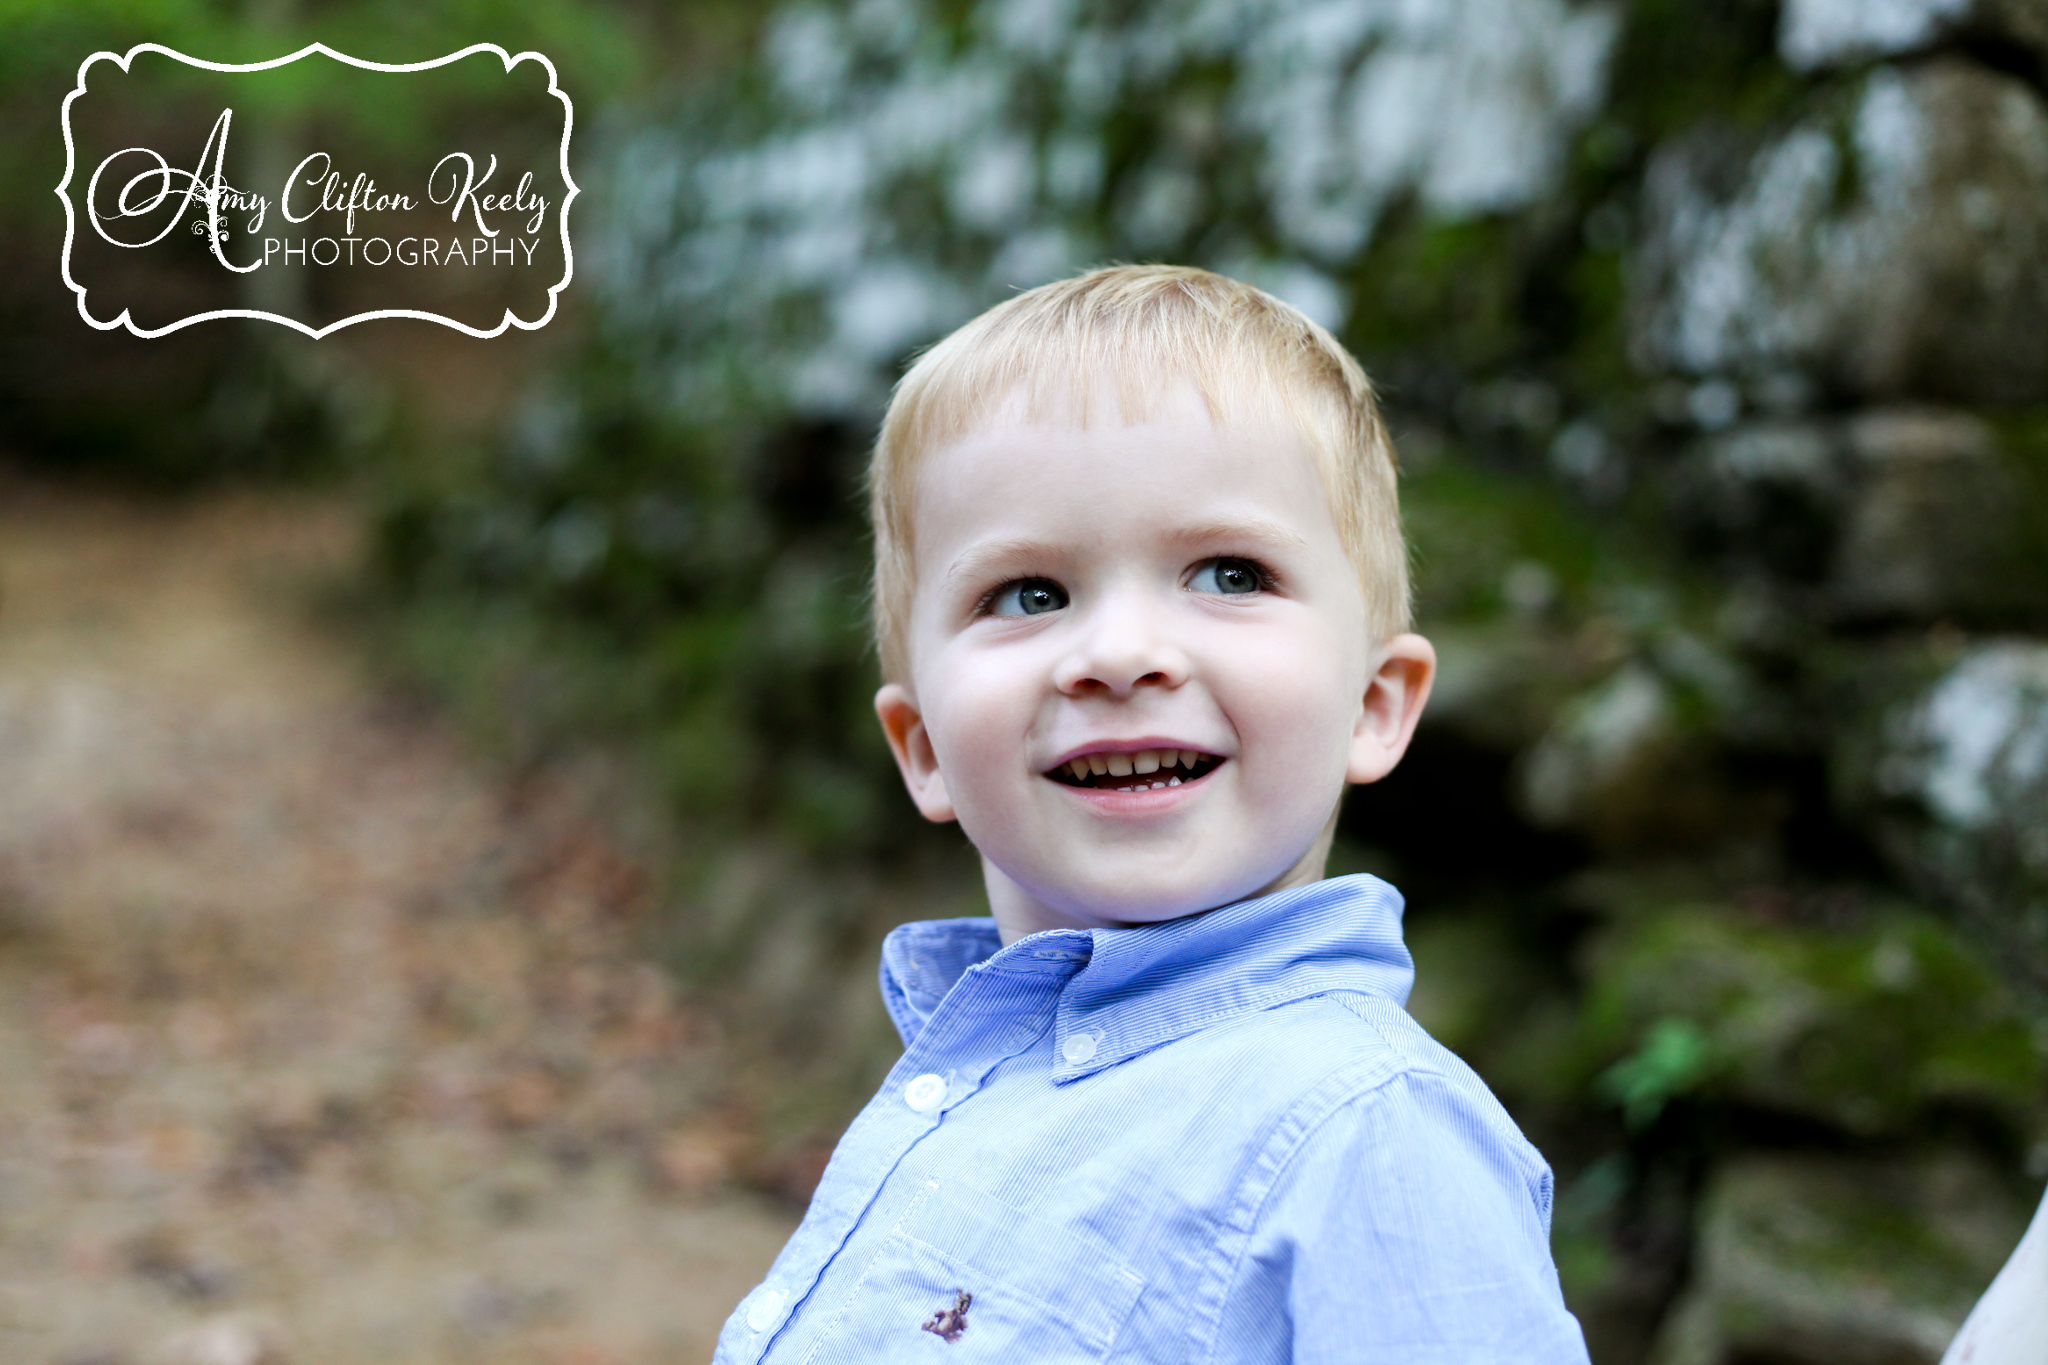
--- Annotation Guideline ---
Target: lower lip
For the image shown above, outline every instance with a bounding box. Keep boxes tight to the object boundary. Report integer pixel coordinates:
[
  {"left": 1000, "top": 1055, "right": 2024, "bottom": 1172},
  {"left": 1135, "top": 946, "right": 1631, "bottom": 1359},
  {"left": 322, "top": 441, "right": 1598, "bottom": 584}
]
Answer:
[{"left": 1045, "top": 763, "right": 1220, "bottom": 812}]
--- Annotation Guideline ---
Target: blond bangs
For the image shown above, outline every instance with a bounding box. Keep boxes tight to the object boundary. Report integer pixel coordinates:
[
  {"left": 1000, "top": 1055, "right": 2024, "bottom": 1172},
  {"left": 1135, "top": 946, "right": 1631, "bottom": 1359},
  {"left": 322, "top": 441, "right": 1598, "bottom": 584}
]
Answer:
[{"left": 868, "top": 264, "right": 1409, "bottom": 683}]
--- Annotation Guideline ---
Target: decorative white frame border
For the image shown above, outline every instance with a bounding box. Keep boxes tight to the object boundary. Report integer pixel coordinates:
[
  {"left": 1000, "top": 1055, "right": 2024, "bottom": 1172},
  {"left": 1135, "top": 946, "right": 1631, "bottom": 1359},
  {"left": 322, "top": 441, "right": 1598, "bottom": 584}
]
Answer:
[{"left": 57, "top": 42, "right": 578, "bottom": 340}]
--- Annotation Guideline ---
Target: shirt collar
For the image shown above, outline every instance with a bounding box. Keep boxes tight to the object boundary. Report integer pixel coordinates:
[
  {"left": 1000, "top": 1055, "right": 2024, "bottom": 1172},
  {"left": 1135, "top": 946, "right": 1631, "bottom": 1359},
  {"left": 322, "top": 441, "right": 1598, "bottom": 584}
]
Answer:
[
  {"left": 878, "top": 874, "right": 1413, "bottom": 1080},
  {"left": 879, "top": 915, "right": 1006, "bottom": 1045}
]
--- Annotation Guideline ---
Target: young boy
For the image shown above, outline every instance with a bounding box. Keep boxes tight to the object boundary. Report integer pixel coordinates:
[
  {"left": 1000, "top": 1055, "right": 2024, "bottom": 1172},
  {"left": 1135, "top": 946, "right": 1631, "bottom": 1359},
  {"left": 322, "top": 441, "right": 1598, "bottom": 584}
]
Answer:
[{"left": 714, "top": 266, "right": 1591, "bottom": 1363}]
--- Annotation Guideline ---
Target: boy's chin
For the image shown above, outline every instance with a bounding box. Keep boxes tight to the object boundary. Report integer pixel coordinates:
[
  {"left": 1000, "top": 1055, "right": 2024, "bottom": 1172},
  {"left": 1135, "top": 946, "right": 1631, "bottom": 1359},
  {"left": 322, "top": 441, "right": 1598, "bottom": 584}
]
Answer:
[{"left": 985, "top": 852, "right": 1313, "bottom": 932}]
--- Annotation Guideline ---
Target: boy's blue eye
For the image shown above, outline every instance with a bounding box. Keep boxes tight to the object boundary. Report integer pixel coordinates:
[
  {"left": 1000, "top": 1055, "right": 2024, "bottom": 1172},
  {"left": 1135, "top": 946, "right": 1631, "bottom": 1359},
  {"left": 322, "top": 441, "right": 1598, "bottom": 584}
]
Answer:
[
  {"left": 1190, "top": 559, "right": 1263, "bottom": 595},
  {"left": 989, "top": 578, "right": 1069, "bottom": 616}
]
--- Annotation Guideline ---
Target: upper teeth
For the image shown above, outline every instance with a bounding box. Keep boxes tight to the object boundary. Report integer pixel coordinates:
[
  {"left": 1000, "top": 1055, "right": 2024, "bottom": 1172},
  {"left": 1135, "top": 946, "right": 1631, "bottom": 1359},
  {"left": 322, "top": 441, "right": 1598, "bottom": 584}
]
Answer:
[{"left": 1064, "top": 749, "right": 1208, "bottom": 781}]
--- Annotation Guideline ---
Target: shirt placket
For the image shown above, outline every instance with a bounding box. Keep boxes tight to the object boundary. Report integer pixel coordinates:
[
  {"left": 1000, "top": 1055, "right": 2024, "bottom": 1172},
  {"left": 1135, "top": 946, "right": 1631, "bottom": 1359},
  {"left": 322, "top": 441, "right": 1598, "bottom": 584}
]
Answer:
[{"left": 731, "top": 943, "right": 1087, "bottom": 1364}]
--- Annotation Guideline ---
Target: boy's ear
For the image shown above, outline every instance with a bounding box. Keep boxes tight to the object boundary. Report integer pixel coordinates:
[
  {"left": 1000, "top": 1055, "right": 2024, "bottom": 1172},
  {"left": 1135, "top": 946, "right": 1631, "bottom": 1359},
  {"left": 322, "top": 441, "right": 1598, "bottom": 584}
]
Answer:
[
  {"left": 1347, "top": 633, "right": 1436, "bottom": 786},
  {"left": 875, "top": 683, "right": 958, "bottom": 823}
]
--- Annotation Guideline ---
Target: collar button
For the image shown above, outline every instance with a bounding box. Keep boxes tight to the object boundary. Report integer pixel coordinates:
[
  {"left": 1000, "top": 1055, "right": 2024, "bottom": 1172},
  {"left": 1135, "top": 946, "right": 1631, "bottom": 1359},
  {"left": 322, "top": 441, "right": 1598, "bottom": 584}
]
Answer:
[
  {"left": 1061, "top": 1032, "right": 1099, "bottom": 1064},
  {"left": 746, "top": 1285, "right": 787, "bottom": 1332},
  {"left": 902, "top": 1072, "right": 948, "bottom": 1113}
]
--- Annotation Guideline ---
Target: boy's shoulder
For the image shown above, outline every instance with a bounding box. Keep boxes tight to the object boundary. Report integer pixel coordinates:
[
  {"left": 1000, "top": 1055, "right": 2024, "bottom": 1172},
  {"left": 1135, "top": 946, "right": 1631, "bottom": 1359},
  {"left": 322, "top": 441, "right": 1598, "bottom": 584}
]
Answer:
[
  {"left": 1300, "top": 987, "right": 1476, "bottom": 1086},
  {"left": 1286, "top": 988, "right": 1533, "bottom": 1124},
  {"left": 1182, "top": 978, "right": 1482, "bottom": 1096},
  {"left": 1195, "top": 988, "right": 1555, "bottom": 1209}
]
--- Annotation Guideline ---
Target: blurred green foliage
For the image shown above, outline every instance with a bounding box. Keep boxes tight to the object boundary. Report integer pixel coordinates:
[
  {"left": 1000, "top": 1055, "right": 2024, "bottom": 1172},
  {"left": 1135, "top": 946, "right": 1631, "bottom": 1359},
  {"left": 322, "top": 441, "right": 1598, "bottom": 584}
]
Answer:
[
  {"left": 1598, "top": 1017, "right": 1711, "bottom": 1130},
  {"left": 1583, "top": 903, "right": 2041, "bottom": 1134}
]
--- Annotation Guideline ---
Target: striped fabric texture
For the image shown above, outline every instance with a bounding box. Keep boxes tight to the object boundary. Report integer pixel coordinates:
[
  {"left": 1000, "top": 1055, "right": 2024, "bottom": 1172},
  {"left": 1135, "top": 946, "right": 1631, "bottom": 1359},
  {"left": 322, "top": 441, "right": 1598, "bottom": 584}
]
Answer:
[{"left": 713, "top": 874, "right": 1592, "bottom": 1364}]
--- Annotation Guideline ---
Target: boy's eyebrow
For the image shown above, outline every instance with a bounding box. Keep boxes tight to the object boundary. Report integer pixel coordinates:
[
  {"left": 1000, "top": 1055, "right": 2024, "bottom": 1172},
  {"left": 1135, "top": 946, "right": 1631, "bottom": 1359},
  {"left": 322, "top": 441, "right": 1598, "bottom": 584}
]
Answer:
[
  {"left": 1162, "top": 518, "right": 1311, "bottom": 554},
  {"left": 943, "top": 536, "right": 1069, "bottom": 590}
]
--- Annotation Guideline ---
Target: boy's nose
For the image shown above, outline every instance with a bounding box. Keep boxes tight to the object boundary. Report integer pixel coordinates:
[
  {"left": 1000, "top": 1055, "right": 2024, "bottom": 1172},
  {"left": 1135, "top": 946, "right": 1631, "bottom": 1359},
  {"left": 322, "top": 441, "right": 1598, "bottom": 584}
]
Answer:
[{"left": 1051, "top": 598, "right": 1190, "bottom": 697}]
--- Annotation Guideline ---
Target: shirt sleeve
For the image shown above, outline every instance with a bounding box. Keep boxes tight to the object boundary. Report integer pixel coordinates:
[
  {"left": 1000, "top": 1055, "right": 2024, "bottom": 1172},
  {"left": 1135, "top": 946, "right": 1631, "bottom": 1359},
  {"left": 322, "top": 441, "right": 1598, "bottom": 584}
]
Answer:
[{"left": 1222, "top": 1067, "right": 1592, "bottom": 1365}]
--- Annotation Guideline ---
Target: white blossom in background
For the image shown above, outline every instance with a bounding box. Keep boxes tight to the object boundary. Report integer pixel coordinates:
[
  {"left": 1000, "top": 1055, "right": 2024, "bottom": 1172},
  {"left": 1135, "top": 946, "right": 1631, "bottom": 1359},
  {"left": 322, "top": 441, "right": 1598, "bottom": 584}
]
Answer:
[
  {"left": 1779, "top": 0, "right": 1971, "bottom": 70},
  {"left": 598, "top": 0, "right": 1618, "bottom": 421},
  {"left": 1641, "top": 69, "right": 1931, "bottom": 381},
  {"left": 1519, "top": 663, "right": 1672, "bottom": 827},
  {"left": 1238, "top": 0, "right": 1617, "bottom": 257},
  {"left": 1875, "top": 640, "right": 2048, "bottom": 1015},
  {"left": 1633, "top": 56, "right": 2048, "bottom": 402},
  {"left": 1890, "top": 642, "right": 2048, "bottom": 835}
]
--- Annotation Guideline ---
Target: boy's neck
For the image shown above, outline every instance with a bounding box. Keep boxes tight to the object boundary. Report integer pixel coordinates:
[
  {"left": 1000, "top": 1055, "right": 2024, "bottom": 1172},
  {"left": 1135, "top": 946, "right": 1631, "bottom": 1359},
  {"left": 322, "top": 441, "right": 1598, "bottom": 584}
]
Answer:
[{"left": 983, "top": 816, "right": 1340, "bottom": 945}]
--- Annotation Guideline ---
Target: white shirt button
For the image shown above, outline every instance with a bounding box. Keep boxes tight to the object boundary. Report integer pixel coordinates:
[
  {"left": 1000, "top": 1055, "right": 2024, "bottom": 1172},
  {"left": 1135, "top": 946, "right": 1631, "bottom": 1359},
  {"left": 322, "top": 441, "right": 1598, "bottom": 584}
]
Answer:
[
  {"left": 746, "top": 1285, "right": 787, "bottom": 1332},
  {"left": 902, "top": 1072, "right": 947, "bottom": 1113},
  {"left": 1062, "top": 1032, "right": 1098, "bottom": 1064}
]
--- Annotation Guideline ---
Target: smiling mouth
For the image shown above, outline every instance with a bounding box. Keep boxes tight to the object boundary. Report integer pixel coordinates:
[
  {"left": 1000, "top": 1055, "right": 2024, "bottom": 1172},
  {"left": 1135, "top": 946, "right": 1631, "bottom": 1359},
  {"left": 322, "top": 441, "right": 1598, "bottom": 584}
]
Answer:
[{"left": 1046, "top": 748, "right": 1224, "bottom": 793}]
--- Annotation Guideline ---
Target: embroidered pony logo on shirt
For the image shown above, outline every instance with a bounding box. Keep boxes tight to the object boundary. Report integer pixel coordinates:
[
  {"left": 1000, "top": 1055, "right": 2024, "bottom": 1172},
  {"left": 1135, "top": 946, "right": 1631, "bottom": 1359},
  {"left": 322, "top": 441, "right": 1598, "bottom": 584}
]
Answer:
[{"left": 921, "top": 1289, "right": 972, "bottom": 1342}]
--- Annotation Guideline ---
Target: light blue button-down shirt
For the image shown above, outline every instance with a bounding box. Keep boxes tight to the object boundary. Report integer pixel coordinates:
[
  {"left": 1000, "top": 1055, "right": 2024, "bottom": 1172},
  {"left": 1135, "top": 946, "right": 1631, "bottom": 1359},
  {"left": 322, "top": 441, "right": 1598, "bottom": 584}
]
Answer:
[{"left": 714, "top": 874, "right": 1591, "bottom": 1364}]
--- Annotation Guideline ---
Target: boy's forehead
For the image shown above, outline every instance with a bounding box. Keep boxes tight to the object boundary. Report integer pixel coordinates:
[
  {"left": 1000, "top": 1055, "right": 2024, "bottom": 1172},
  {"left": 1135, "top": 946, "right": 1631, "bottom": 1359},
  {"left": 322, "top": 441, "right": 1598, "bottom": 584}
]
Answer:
[{"left": 909, "top": 391, "right": 1342, "bottom": 560}]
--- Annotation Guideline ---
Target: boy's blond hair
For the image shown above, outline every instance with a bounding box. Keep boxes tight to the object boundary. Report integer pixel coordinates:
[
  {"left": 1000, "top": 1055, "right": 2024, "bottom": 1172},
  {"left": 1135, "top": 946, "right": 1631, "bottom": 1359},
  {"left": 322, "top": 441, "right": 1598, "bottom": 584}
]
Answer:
[{"left": 869, "top": 264, "right": 1409, "bottom": 683}]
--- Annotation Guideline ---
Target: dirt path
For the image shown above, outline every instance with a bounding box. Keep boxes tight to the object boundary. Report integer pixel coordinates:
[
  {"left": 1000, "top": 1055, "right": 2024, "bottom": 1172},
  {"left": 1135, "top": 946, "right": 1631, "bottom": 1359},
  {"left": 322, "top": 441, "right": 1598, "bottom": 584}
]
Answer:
[{"left": 0, "top": 486, "right": 794, "bottom": 1365}]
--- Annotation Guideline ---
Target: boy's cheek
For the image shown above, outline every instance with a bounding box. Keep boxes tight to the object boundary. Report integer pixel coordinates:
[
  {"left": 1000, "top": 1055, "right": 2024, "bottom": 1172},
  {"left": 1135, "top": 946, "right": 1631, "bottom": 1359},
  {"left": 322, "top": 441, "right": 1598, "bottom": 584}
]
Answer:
[
  {"left": 1202, "top": 641, "right": 1366, "bottom": 742},
  {"left": 921, "top": 676, "right": 1039, "bottom": 789}
]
